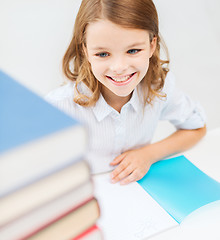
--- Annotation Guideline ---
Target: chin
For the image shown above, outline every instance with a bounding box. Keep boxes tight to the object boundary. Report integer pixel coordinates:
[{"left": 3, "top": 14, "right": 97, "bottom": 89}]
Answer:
[{"left": 113, "top": 89, "right": 134, "bottom": 97}]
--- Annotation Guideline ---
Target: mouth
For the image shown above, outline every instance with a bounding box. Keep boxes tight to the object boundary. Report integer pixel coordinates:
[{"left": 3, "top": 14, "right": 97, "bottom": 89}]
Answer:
[{"left": 106, "top": 72, "right": 136, "bottom": 86}]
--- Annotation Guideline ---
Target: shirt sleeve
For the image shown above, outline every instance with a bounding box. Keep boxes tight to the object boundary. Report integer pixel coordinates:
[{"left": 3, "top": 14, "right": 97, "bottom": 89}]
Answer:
[{"left": 159, "top": 72, "right": 206, "bottom": 130}]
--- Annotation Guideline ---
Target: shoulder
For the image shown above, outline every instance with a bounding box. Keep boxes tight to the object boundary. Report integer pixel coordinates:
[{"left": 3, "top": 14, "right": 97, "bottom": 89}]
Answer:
[
  {"left": 45, "top": 81, "right": 77, "bottom": 117},
  {"left": 162, "top": 71, "right": 176, "bottom": 95},
  {"left": 45, "top": 81, "right": 94, "bottom": 120},
  {"left": 45, "top": 81, "right": 75, "bottom": 103},
  {"left": 151, "top": 71, "right": 176, "bottom": 106}
]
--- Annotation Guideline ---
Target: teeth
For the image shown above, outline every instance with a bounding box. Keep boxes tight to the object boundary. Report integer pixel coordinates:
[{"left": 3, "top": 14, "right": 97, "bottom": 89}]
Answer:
[{"left": 110, "top": 74, "right": 133, "bottom": 82}]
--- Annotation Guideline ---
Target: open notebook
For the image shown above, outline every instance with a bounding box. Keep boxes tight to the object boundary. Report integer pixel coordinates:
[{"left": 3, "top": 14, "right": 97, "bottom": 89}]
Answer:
[{"left": 93, "top": 155, "right": 220, "bottom": 240}]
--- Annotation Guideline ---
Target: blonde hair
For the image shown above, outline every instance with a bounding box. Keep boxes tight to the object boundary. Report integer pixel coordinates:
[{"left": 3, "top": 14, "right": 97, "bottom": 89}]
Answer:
[{"left": 63, "top": 0, "right": 169, "bottom": 107}]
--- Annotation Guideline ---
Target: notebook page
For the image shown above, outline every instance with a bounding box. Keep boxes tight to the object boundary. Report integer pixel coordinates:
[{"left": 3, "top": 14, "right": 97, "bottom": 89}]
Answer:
[{"left": 93, "top": 173, "right": 178, "bottom": 240}]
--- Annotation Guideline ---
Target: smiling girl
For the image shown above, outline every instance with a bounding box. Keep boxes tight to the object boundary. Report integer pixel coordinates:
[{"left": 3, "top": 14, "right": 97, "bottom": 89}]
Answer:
[{"left": 46, "top": 0, "right": 206, "bottom": 184}]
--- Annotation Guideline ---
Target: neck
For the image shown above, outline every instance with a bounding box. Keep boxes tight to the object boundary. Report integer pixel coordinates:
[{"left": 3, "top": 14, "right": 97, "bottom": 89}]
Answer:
[{"left": 101, "top": 86, "right": 132, "bottom": 113}]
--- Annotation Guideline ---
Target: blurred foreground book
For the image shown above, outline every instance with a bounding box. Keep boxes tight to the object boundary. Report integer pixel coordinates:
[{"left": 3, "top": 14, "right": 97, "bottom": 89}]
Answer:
[{"left": 0, "top": 70, "right": 102, "bottom": 240}]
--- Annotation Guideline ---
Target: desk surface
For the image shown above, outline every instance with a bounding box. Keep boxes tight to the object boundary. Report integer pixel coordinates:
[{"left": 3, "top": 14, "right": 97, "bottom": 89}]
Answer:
[{"left": 93, "top": 127, "right": 220, "bottom": 240}]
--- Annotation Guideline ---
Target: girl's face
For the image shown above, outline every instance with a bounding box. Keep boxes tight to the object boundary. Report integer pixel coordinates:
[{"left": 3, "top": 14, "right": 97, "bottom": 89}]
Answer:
[{"left": 85, "top": 19, "right": 157, "bottom": 106}]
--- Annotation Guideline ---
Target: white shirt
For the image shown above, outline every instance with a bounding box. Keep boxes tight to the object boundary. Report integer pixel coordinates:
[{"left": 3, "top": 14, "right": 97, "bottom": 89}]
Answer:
[{"left": 45, "top": 72, "right": 206, "bottom": 173}]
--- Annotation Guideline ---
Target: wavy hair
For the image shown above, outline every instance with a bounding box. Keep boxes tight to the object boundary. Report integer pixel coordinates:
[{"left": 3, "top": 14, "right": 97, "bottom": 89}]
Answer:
[{"left": 63, "top": 0, "right": 169, "bottom": 107}]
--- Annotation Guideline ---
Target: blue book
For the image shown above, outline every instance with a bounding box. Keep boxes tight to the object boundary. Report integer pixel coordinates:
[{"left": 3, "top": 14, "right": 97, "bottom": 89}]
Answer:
[
  {"left": 138, "top": 155, "right": 220, "bottom": 223},
  {"left": 0, "top": 70, "right": 87, "bottom": 197}
]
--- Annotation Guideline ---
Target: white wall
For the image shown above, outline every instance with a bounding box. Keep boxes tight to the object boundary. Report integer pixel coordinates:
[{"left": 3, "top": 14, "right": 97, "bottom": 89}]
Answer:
[
  {"left": 0, "top": 0, "right": 80, "bottom": 94},
  {"left": 154, "top": 0, "right": 220, "bottom": 134},
  {"left": 0, "top": 0, "right": 219, "bottom": 135}
]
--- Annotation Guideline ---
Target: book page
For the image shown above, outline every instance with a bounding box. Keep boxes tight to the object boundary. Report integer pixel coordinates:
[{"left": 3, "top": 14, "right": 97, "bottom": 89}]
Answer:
[{"left": 92, "top": 173, "right": 178, "bottom": 240}]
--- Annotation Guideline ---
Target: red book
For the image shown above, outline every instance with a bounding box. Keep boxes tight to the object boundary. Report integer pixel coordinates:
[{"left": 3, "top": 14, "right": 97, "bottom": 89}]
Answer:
[{"left": 73, "top": 225, "right": 103, "bottom": 240}]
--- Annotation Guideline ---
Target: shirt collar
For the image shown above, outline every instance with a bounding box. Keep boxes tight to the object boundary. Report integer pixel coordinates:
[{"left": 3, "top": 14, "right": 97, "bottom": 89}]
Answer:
[
  {"left": 92, "top": 94, "right": 113, "bottom": 122},
  {"left": 127, "top": 86, "right": 142, "bottom": 113},
  {"left": 92, "top": 87, "right": 143, "bottom": 122}
]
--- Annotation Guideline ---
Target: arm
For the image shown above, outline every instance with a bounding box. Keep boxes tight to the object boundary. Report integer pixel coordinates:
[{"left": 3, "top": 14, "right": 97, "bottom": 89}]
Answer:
[{"left": 110, "top": 125, "right": 207, "bottom": 185}]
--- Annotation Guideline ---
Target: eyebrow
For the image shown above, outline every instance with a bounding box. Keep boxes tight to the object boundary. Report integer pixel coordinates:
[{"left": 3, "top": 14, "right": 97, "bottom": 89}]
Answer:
[
  {"left": 126, "top": 42, "right": 147, "bottom": 49},
  {"left": 91, "top": 42, "right": 147, "bottom": 51}
]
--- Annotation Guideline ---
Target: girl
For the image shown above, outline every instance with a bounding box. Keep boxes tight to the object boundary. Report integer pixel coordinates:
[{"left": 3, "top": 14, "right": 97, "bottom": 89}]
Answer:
[{"left": 46, "top": 0, "right": 206, "bottom": 185}]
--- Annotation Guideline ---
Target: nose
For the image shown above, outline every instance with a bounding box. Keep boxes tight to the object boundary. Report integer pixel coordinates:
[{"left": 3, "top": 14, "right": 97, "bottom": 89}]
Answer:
[{"left": 109, "top": 55, "right": 128, "bottom": 75}]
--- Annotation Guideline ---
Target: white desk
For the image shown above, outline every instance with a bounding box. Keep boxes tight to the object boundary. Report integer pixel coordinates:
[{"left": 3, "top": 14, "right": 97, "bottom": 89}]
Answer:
[
  {"left": 148, "top": 128, "right": 220, "bottom": 240},
  {"left": 93, "top": 128, "right": 220, "bottom": 240}
]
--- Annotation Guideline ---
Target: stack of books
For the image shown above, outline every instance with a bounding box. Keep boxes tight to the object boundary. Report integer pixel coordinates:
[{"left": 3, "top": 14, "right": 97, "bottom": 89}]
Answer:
[{"left": 0, "top": 70, "right": 103, "bottom": 240}]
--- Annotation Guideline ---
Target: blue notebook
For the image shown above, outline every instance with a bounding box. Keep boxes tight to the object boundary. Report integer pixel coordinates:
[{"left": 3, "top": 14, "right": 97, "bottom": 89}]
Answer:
[
  {"left": 0, "top": 70, "right": 87, "bottom": 196},
  {"left": 138, "top": 155, "right": 220, "bottom": 223}
]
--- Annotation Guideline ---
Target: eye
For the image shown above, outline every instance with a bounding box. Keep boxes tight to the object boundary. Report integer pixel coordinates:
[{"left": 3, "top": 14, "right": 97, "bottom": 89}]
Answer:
[
  {"left": 127, "top": 49, "right": 141, "bottom": 54},
  {"left": 95, "top": 52, "right": 109, "bottom": 58}
]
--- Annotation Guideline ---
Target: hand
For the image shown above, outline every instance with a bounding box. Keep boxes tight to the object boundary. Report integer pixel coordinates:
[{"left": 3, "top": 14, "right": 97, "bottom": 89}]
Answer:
[{"left": 110, "top": 146, "right": 154, "bottom": 185}]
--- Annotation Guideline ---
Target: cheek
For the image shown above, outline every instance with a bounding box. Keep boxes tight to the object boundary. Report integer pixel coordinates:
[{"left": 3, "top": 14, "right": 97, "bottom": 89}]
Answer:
[
  {"left": 90, "top": 60, "right": 107, "bottom": 76},
  {"left": 144, "top": 59, "right": 150, "bottom": 72},
  {"left": 135, "top": 57, "right": 150, "bottom": 73},
  {"left": 135, "top": 59, "right": 150, "bottom": 82}
]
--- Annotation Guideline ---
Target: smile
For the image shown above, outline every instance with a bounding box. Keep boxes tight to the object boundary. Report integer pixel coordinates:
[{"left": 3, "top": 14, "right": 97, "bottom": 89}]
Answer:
[{"left": 106, "top": 72, "right": 136, "bottom": 86}]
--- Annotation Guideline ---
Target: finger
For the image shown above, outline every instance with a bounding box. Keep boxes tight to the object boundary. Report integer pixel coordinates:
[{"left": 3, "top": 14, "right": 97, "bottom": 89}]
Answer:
[
  {"left": 112, "top": 165, "right": 133, "bottom": 183},
  {"left": 111, "top": 160, "right": 129, "bottom": 181},
  {"left": 110, "top": 153, "right": 126, "bottom": 166},
  {"left": 120, "top": 170, "right": 139, "bottom": 185}
]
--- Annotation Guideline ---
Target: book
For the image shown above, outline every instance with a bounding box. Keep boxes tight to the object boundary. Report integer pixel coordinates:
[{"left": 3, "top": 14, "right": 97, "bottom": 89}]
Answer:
[
  {"left": 0, "top": 181, "right": 94, "bottom": 240},
  {"left": 0, "top": 161, "right": 90, "bottom": 227},
  {"left": 0, "top": 70, "right": 87, "bottom": 197},
  {"left": 73, "top": 225, "right": 103, "bottom": 240},
  {"left": 24, "top": 198, "right": 100, "bottom": 240},
  {"left": 0, "top": 70, "right": 99, "bottom": 240},
  {"left": 138, "top": 155, "right": 220, "bottom": 223},
  {"left": 93, "top": 155, "right": 220, "bottom": 240}
]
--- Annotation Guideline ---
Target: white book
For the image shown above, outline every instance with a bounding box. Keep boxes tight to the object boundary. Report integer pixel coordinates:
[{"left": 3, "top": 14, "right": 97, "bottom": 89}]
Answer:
[{"left": 0, "top": 161, "right": 91, "bottom": 227}]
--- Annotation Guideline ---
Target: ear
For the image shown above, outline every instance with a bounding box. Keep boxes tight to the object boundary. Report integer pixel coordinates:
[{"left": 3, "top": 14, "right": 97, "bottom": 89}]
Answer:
[{"left": 149, "top": 37, "right": 157, "bottom": 58}]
